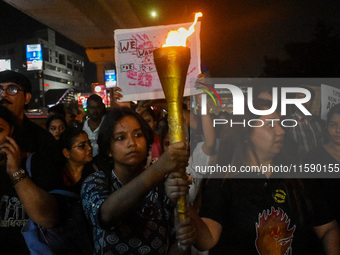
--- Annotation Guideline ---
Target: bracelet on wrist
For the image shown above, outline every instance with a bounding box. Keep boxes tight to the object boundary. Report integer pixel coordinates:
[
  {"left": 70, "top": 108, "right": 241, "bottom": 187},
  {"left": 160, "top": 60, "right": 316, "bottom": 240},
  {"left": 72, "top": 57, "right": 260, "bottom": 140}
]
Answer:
[
  {"left": 10, "top": 169, "right": 27, "bottom": 185},
  {"left": 12, "top": 175, "right": 27, "bottom": 185},
  {"left": 10, "top": 169, "right": 25, "bottom": 179}
]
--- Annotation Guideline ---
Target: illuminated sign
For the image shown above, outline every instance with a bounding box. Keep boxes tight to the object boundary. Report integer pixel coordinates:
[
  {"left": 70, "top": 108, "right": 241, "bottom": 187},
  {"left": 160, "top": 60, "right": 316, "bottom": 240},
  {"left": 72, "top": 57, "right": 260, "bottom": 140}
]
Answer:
[
  {"left": 105, "top": 69, "right": 117, "bottom": 88},
  {"left": 0, "top": 59, "right": 11, "bottom": 71},
  {"left": 91, "top": 83, "right": 110, "bottom": 107},
  {"left": 26, "top": 44, "right": 43, "bottom": 71}
]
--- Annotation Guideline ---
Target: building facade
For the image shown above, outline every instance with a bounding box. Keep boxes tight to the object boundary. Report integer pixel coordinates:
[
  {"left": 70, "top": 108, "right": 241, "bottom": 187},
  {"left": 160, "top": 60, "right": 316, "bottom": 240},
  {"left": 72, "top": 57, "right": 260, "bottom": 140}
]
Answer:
[{"left": 0, "top": 28, "right": 86, "bottom": 109}]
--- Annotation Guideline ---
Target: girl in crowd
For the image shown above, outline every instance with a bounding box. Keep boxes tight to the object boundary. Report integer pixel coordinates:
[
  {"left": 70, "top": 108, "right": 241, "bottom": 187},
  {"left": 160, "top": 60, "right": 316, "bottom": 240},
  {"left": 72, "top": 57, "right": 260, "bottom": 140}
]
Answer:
[
  {"left": 81, "top": 107, "right": 195, "bottom": 255},
  {"left": 137, "top": 106, "right": 163, "bottom": 164},
  {"left": 59, "top": 127, "right": 94, "bottom": 192},
  {"left": 46, "top": 115, "right": 67, "bottom": 140},
  {"left": 166, "top": 99, "right": 340, "bottom": 254},
  {"left": 50, "top": 127, "right": 95, "bottom": 254},
  {"left": 304, "top": 103, "right": 340, "bottom": 226}
]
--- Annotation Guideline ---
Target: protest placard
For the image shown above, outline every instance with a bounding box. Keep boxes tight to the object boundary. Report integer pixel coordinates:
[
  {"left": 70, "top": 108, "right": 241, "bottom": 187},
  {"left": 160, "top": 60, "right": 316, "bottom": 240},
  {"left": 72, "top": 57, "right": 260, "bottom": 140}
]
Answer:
[
  {"left": 114, "top": 22, "right": 201, "bottom": 101},
  {"left": 321, "top": 84, "right": 340, "bottom": 120}
]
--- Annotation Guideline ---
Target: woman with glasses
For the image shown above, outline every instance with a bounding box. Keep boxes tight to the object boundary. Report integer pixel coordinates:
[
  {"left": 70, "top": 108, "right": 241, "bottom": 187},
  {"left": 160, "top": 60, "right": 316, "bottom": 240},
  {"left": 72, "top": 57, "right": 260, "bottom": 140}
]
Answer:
[
  {"left": 35, "top": 127, "right": 96, "bottom": 254},
  {"left": 59, "top": 127, "right": 94, "bottom": 192},
  {"left": 81, "top": 107, "right": 195, "bottom": 255}
]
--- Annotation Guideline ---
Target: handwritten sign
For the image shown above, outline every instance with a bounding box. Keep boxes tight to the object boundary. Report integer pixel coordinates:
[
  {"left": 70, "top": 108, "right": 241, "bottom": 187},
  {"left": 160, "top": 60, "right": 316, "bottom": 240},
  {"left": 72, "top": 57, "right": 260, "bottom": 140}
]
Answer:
[
  {"left": 321, "top": 84, "right": 340, "bottom": 120},
  {"left": 114, "top": 22, "right": 201, "bottom": 101}
]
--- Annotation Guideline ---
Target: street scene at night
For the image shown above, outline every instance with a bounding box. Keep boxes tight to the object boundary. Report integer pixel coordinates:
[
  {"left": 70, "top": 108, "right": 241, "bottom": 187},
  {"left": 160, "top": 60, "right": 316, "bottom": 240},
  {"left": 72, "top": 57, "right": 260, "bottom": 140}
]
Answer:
[{"left": 1, "top": 1, "right": 340, "bottom": 254}]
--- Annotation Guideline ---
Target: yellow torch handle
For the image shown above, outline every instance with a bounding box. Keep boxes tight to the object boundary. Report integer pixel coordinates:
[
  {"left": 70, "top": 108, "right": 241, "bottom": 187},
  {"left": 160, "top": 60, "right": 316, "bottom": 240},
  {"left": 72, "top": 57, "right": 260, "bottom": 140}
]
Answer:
[
  {"left": 167, "top": 101, "right": 186, "bottom": 221},
  {"left": 153, "top": 46, "right": 191, "bottom": 222}
]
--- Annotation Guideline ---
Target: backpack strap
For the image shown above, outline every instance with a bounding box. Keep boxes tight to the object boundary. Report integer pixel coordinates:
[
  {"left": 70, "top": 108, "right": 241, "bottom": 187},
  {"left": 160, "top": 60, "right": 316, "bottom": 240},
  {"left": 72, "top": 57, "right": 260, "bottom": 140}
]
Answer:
[
  {"left": 26, "top": 153, "right": 34, "bottom": 177},
  {"left": 26, "top": 154, "right": 79, "bottom": 199},
  {"left": 49, "top": 190, "right": 79, "bottom": 199}
]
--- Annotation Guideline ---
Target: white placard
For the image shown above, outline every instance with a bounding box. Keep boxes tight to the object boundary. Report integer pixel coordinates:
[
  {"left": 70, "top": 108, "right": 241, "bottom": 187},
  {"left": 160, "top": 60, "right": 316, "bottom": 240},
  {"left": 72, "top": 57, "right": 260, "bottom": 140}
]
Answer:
[
  {"left": 114, "top": 22, "right": 201, "bottom": 102},
  {"left": 321, "top": 84, "right": 340, "bottom": 120}
]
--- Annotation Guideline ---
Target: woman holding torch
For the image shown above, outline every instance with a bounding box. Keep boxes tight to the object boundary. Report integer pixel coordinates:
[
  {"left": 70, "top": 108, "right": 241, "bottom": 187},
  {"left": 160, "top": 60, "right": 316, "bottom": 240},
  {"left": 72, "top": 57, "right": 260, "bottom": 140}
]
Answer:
[
  {"left": 81, "top": 107, "right": 196, "bottom": 255},
  {"left": 166, "top": 99, "right": 340, "bottom": 254}
]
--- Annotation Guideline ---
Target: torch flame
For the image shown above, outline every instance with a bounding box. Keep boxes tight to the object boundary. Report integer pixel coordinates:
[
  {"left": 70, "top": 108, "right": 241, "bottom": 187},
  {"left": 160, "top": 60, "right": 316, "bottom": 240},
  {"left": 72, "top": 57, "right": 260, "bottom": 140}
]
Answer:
[{"left": 162, "top": 12, "right": 202, "bottom": 47}]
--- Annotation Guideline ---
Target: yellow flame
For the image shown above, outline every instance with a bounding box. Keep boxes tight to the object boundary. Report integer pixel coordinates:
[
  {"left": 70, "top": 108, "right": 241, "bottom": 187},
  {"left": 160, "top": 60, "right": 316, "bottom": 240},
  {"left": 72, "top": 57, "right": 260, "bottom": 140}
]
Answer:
[{"left": 162, "top": 12, "right": 202, "bottom": 47}]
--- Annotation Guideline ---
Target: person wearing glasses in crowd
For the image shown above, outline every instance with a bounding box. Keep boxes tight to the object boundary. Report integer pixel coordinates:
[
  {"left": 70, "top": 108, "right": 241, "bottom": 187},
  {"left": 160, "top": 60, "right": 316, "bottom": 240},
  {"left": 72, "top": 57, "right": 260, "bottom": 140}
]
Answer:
[
  {"left": 50, "top": 127, "right": 96, "bottom": 254},
  {"left": 0, "top": 70, "right": 58, "bottom": 159},
  {"left": 60, "top": 127, "right": 95, "bottom": 193}
]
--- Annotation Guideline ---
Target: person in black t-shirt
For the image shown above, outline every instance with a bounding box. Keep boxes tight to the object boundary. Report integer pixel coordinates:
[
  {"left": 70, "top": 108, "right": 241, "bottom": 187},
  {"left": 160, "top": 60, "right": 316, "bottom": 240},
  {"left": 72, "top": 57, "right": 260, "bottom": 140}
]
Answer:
[
  {"left": 166, "top": 99, "right": 340, "bottom": 254},
  {"left": 0, "top": 105, "right": 63, "bottom": 254},
  {"left": 0, "top": 71, "right": 64, "bottom": 254},
  {"left": 0, "top": 70, "right": 59, "bottom": 160}
]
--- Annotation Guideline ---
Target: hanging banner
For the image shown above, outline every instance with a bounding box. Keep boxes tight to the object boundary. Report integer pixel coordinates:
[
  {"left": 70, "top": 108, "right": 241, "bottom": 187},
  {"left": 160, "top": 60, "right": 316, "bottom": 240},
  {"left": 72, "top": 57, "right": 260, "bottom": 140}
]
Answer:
[
  {"left": 321, "top": 84, "right": 340, "bottom": 120},
  {"left": 114, "top": 22, "right": 201, "bottom": 101}
]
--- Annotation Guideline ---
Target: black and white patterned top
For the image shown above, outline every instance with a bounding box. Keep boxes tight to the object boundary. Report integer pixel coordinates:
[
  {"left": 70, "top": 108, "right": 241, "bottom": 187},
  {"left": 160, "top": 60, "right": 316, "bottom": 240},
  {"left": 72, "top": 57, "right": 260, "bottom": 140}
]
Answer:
[{"left": 81, "top": 170, "right": 175, "bottom": 255}]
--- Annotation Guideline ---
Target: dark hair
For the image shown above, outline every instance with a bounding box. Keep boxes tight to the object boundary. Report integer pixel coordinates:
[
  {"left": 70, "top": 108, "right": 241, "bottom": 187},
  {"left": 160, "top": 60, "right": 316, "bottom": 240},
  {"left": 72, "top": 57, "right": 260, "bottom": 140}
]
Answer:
[
  {"left": 0, "top": 105, "right": 16, "bottom": 127},
  {"left": 98, "top": 107, "right": 153, "bottom": 158},
  {"left": 59, "top": 127, "right": 87, "bottom": 150},
  {"left": 48, "top": 104, "right": 66, "bottom": 118},
  {"left": 159, "top": 118, "right": 169, "bottom": 152},
  {"left": 216, "top": 99, "right": 311, "bottom": 223},
  {"left": 252, "top": 85, "right": 274, "bottom": 100},
  {"left": 46, "top": 115, "right": 67, "bottom": 130},
  {"left": 140, "top": 106, "right": 156, "bottom": 121},
  {"left": 327, "top": 103, "right": 340, "bottom": 125},
  {"left": 87, "top": 93, "right": 105, "bottom": 106},
  {"left": 86, "top": 94, "right": 106, "bottom": 117},
  {"left": 0, "top": 70, "right": 32, "bottom": 93}
]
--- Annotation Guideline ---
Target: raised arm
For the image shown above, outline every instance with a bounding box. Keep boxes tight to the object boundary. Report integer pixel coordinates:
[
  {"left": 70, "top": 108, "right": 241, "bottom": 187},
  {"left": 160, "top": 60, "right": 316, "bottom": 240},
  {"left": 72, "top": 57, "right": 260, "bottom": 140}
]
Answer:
[
  {"left": 1, "top": 136, "right": 60, "bottom": 228},
  {"left": 99, "top": 142, "right": 189, "bottom": 227}
]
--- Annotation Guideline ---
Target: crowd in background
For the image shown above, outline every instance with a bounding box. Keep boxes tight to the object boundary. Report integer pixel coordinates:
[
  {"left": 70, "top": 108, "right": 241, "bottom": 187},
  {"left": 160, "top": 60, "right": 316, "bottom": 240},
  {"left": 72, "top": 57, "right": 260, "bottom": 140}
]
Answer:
[{"left": 1, "top": 70, "right": 340, "bottom": 254}]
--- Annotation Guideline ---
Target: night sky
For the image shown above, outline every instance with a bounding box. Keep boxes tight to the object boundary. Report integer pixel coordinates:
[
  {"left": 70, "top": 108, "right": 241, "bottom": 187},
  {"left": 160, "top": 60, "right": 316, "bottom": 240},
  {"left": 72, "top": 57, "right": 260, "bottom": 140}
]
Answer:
[
  {"left": 1, "top": 0, "right": 340, "bottom": 79},
  {"left": 132, "top": 0, "right": 340, "bottom": 77}
]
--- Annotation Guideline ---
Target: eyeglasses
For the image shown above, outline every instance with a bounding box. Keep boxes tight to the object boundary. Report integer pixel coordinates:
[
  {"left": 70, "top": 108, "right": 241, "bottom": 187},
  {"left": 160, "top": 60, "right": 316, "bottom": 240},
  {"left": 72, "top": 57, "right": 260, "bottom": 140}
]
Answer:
[
  {"left": 0, "top": 84, "right": 24, "bottom": 96},
  {"left": 71, "top": 140, "right": 92, "bottom": 150}
]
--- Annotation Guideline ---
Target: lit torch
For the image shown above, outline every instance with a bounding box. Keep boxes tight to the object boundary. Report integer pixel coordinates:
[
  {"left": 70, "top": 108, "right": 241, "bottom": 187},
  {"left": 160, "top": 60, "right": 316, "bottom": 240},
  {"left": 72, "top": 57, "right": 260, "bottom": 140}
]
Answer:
[{"left": 153, "top": 13, "right": 202, "bottom": 221}]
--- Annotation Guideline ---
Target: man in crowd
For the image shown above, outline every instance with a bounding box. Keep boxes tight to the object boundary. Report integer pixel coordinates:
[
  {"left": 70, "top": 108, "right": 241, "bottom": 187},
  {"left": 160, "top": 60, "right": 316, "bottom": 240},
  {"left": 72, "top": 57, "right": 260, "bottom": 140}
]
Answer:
[
  {"left": 82, "top": 94, "right": 106, "bottom": 156},
  {"left": 0, "top": 70, "right": 63, "bottom": 254},
  {"left": 0, "top": 70, "right": 58, "bottom": 158}
]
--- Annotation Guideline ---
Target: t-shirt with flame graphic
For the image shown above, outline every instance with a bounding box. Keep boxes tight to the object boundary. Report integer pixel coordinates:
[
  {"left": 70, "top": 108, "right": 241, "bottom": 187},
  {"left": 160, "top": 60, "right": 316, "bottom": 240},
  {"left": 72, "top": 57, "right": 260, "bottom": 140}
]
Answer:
[
  {"left": 255, "top": 207, "right": 296, "bottom": 255},
  {"left": 200, "top": 176, "right": 334, "bottom": 254}
]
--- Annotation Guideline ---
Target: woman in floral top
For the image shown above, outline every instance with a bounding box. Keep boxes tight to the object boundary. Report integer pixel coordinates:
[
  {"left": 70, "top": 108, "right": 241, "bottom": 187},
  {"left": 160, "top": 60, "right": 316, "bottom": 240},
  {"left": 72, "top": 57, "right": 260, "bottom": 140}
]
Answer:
[{"left": 81, "top": 107, "right": 195, "bottom": 255}]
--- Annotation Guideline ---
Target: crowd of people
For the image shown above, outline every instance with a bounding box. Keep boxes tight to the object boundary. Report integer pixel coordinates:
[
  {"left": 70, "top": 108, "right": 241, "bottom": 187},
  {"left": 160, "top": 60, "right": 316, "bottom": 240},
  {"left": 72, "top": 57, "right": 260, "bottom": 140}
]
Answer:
[{"left": 0, "top": 69, "right": 340, "bottom": 254}]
